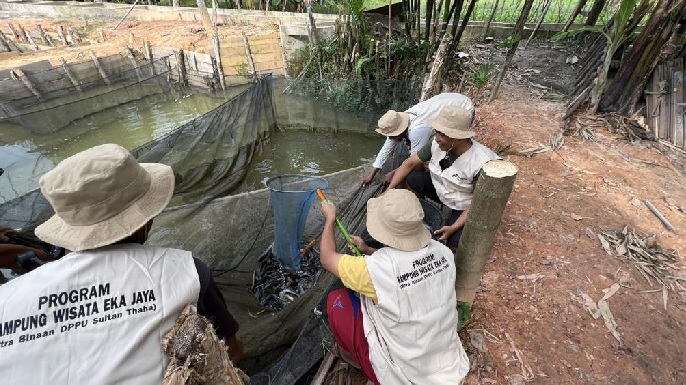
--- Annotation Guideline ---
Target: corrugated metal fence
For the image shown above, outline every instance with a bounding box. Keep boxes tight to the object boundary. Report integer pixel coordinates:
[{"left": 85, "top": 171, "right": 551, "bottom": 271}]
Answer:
[{"left": 645, "top": 58, "right": 686, "bottom": 150}]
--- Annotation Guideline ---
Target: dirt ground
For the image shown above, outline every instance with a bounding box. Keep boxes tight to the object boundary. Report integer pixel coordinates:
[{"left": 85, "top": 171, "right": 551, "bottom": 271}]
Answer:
[
  {"left": 463, "top": 43, "right": 686, "bottom": 385},
  {"left": 3, "top": 16, "right": 686, "bottom": 385}
]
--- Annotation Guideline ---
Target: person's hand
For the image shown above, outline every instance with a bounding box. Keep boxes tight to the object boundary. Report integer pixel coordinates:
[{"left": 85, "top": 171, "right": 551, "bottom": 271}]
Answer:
[
  {"left": 434, "top": 225, "right": 457, "bottom": 242},
  {"left": 320, "top": 201, "right": 337, "bottom": 222},
  {"left": 361, "top": 172, "right": 375, "bottom": 187},
  {"left": 349, "top": 235, "right": 367, "bottom": 253},
  {"left": 382, "top": 169, "right": 396, "bottom": 185}
]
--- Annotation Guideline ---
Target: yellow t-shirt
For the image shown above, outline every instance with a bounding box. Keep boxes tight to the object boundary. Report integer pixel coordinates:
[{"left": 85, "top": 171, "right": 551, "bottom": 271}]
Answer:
[{"left": 337, "top": 254, "right": 378, "bottom": 303}]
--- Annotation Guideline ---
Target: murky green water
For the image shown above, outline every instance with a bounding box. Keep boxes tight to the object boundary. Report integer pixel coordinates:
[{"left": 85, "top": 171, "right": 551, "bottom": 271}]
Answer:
[
  {"left": 0, "top": 86, "right": 383, "bottom": 204},
  {"left": 238, "top": 130, "right": 383, "bottom": 191},
  {"left": 0, "top": 92, "right": 230, "bottom": 203}
]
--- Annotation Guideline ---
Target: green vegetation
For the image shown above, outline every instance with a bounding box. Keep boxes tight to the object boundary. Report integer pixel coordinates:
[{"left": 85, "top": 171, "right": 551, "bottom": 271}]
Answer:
[
  {"left": 473, "top": 63, "right": 494, "bottom": 90},
  {"left": 286, "top": 36, "right": 427, "bottom": 112},
  {"left": 362, "top": 0, "right": 612, "bottom": 24}
]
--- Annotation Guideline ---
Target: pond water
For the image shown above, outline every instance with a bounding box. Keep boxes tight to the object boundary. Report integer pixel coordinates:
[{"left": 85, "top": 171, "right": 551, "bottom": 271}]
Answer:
[{"left": 0, "top": 84, "right": 383, "bottom": 204}]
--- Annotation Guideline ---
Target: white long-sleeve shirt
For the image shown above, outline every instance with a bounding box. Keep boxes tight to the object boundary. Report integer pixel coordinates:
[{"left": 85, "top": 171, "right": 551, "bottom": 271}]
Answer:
[{"left": 372, "top": 93, "right": 474, "bottom": 170}]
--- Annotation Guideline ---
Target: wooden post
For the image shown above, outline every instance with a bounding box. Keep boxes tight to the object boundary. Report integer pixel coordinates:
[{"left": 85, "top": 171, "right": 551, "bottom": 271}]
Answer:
[
  {"left": 165, "top": 55, "right": 173, "bottom": 83},
  {"left": 177, "top": 49, "right": 187, "bottom": 86},
  {"left": 60, "top": 57, "right": 83, "bottom": 93},
  {"left": 0, "top": 30, "right": 11, "bottom": 52},
  {"left": 7, "top": 23, "right": 20, "bottom": 41},
  {"left": 37, "top": 25, "right": 53, "bottom": 46},
  {"left": 420, "top": 32, "right": 451, "bottom": 101},
  {"left": 129, "top": 32, "right": 135, "bottom": 48},
  {"left": 241, "top": 32, "right": 257, "bottom": 80},
  {"left": 68, "top": 28, "right": 82, "bottom": 44},
  {"left": 10, "top": 69, "right": 42, "bottom": 100},
  {"left": 89, "top": 50, "right": 112, "bottom": 85},
  {"left": 99, "top": 30, "right": 106, "bottom": 43},
  {"left": 454, "top": 160, "right": 518, "bottom": 305},
  {"left": 212, "top": 34, "right": 226, "bottom": 89},
  {"left": 672, "top": 60, "right": 684, "bottom": 148},
  {"left": 16, "top": 24, "right": 27, "bottom": 43},
  {"left": 57, "top": 25, "right": 68, "bottom": 45},
  {"left": 144, "top": 40, "right": 156, "bottom": 76},
  {"left": 25, "top": 30, "right": 39, "bottom": 51},
  {"left": 114, "top": 0, "right": 140, "bottom": 30},
  {"left": 126, "top": 48, "right": 144, "bottom": 81}
]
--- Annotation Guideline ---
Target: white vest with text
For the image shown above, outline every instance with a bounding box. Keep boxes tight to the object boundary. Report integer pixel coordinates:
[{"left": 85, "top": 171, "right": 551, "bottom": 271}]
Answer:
[
  {"left": 0, "top": 244, "right": 200, "bottom": 385},
  {"left": 361, "top": 240, "right": 469, "bottom": 384},
  {"left": 428, "top": 140, "right": 500, "bottom": 210}
]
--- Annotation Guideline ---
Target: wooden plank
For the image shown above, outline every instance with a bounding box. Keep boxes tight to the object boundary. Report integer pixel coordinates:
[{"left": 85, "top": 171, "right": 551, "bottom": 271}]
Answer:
[
  {"left": 246, "top": 32, "right": 280, "bottom": 42},
  {"left": 646, "top": 68, "right": 657, "bottom": 136},
  {"left": 177, "top": 49, "right": 187, "bottom": 86},
  {"left": 10, "top": 69, "right": 42, "bottom": 100},
  {"left": 218, "top": 46, "right": 246, "bottom": 56},
  {"left": 674, "top": 58, "right": 686, "bottom": 148},
  {"left": 243, "top": 43, "right": 283, "bottom": 54},
  {"left": 222, "top": 56, "right": 254, "bottom": 66},
  {"left": 60, "top": 57, "right": 82, "bottom": 92},
  {"left": 659, "top": 64, "right": 670, "bottom": 140},
  {"left": 90, "top": 50, "right": 112, "bottom": 85},
  {"left": 57, "top": 25, "right": 68, "bottom": 45},
  {"left": 126, "top": 48, "right": 144, "bottom": 81},
  {"left": 253, "top": 60, "right": 283, "bottom": 72},
  {"left": 213, "top": 34, "right": 226, "bottom": 90},
  {"left": 251, "top": 52, "right": 283, "bottom": 64},
  {"left": 672, "top": 58, "right": 683, "bottom": 147},
  {"left": 242, "top": 31, "right": 257, "bottom": 78}
]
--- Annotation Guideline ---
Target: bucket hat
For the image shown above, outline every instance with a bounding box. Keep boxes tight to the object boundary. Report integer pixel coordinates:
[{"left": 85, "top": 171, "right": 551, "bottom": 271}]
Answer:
[
  {"left": 366, "top": 189, "right": 431, "bottom": 252},
  {"left": 376, "top": 110, "right": 410, "bottom": 137},
  {"left": 35, "top": 144, "right": 175, "bottom": 251},
  {"left": 428, "top": 105, "right": 475, "bottom": 139}
]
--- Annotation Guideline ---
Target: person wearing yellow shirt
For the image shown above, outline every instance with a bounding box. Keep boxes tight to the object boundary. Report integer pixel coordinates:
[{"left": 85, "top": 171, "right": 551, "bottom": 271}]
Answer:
[{"left": 319, "top": 189, "right": 469, "bottom": 385}]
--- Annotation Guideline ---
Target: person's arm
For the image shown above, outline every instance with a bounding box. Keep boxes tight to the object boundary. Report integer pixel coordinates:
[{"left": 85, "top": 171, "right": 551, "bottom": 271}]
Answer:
[
  {"left": 387, "top": 154, "right": 424, "bottom": 190},
  {"left": 193, "top": 258, "right": 243, "bottom": 364},
  {"left": 319, "top": 201, "right": 344, "bottom": 277},
  {"left": 349, "top": 235, "right": 377, "bottom": 255},
  {"left": 407, "top": 124, "right": 433, "bottom": 155},
  {"left": 363, "top": 137, "right": 395, "bottom": 186},
  {"left": 435, "top": 207, "right": 470, "bottom": 242}
]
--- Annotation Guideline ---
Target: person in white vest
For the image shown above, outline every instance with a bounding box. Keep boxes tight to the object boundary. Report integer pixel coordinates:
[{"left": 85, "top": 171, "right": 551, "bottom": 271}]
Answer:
[
  {"left": 387, "top": 105, "right": 500, "bottom": 249},
  {"left": 319, "top": 189, "right": 469, "bottom": 385},
  {"left": 361, "top": 93, "right": 475, "bottom": 187},
  {"left": 0, "top": 144, "right": 243, "bottom": 385}
]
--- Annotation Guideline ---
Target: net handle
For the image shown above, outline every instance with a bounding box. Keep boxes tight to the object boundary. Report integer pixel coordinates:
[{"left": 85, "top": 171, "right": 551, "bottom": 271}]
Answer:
[{"left": 316, "top": 189, "right": 362, "bottom": 256}]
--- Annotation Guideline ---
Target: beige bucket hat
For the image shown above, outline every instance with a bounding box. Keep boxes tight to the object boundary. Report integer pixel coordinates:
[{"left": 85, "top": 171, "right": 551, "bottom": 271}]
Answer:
[
  {"left": 429, "top": 105, "right": 475, "bottom": 139},
  {"left": 376, "top": 110, "right": 410, "bottom": 137},
  {"left": 366, "top": 189, "right": 431, "bottom": 252},
  {"left": 35, "top": 144, "right": 175, "bottom": 252}
]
